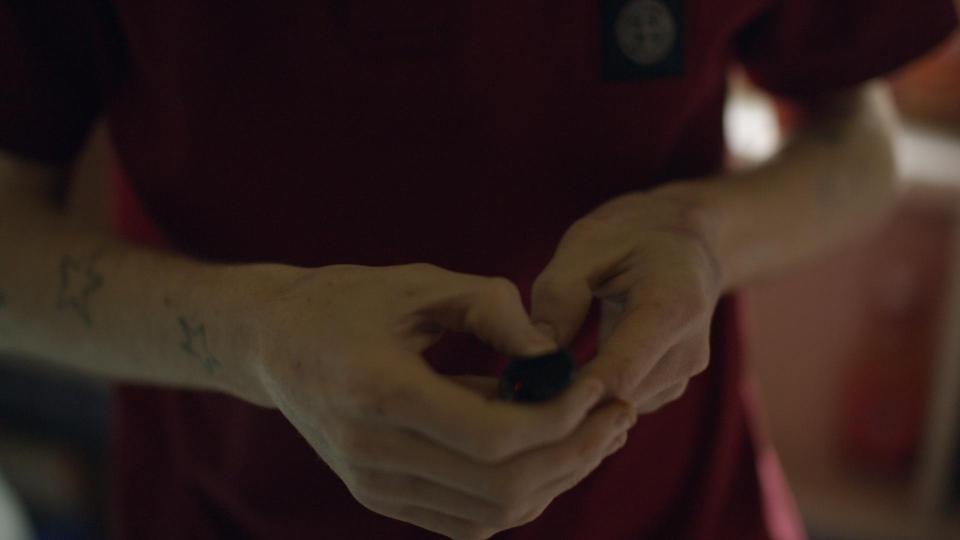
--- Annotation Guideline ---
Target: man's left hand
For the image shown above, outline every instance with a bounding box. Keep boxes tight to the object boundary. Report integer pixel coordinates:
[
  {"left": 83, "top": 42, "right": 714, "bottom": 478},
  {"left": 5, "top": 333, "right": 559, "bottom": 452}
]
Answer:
[{"left": 531, "top": 188, "right": 723, "bottom": 413}]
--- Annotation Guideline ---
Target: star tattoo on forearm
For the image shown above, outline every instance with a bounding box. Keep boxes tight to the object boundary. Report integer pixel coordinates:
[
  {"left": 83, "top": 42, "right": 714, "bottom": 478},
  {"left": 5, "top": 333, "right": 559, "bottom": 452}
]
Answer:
[
  {"left": 178, "top": 316, "right": 221, "bottom": 375},
  {"left": 56, "top": 248, "right": 108, "bottom": 326}
]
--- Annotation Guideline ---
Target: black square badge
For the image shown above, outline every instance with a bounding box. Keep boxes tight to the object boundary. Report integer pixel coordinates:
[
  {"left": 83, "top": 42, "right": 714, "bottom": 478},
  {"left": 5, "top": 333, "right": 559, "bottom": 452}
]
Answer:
[{"left": 601, "top": 0, "right": 685, "bottom": 81}]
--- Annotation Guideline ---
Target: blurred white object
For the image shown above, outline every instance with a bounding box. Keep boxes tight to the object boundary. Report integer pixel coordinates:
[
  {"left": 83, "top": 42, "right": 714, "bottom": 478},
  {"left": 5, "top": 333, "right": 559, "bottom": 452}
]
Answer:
[
  {"left": 896, "top": 122, "right": 960, "bottom": 183},
  {"left": 724, "top": 76, "right": 782, "bottom": 165},
  {"left": 0, "top": 469, "right": 32, "bottom": 540}
]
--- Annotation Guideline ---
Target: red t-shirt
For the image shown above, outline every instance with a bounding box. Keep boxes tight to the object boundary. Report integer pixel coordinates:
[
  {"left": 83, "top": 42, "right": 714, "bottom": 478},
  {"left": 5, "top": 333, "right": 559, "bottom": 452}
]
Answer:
[{"left": 2, "top": 1, "right": 956, "bottom": 538}]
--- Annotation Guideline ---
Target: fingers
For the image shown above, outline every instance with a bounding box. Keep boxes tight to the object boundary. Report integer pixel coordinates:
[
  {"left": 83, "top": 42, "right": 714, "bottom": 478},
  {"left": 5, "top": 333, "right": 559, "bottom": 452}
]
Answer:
[
  {"left": 531, "top": 427, "right": 630, "bottom": 506},
  {"left": 623, "top": 336, "right": 706, "bottom": 407},
  {"left": 589, "top": 333, "right": 704, "bottom": 414},
  {"left": 530, "top": 272, "right": 593, "bottom": 346},
  {"left": 579, "top": 308, "right": 674, "bottom": 399},
  {"left": 338, "top": 399, "right": 635, "bottom": 504},
  {"left": 358, "top": 359, "right": 607, "bottom": 462},
  {"left": 494, "top": 398, "right": 635, "bottom": 497},
  {"left": 532, "top": 247, "right": 688, "bottom": 402},
  {"left": 351, "top": 468, "right": 546, "bottom": 537},
  {"left": 530, "top": 216, "right": 634, "bottom": 346},
  {"left": 336, "top": 399, "right": 635, "bottom": 537},
  {"left": 348, "top": 468, "right": 505, "bottom": 525},
  {"left": 418, "top": 267, "right": 557, "bottom": 358},
  {"left": 635, "top": 380, "right": 688, "bottom": 414},
  {"left": 598, "top": 297, "right": 625, "bottom": 346}
]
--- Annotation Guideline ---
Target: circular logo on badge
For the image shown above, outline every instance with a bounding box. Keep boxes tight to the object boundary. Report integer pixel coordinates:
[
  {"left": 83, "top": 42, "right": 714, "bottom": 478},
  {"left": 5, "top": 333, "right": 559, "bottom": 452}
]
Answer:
[{"left": 614, "top": 0, "right": 676, "bottom": 66}]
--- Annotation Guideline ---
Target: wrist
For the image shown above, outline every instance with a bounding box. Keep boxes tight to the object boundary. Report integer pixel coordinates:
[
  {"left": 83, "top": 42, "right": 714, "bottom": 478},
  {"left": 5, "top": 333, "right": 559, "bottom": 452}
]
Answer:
[
  {"left": 204, "top": 262, "right": 304, "bottom": 408},
  {"left": 648, "top": 179, "right": 734, "bottom": 293}
]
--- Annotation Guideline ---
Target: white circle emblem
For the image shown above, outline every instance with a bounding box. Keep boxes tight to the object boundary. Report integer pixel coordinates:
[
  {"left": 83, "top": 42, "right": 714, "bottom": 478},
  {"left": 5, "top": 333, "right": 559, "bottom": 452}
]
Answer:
[{"left": 614, "top": 0, "right": 676, "bottom": 66}]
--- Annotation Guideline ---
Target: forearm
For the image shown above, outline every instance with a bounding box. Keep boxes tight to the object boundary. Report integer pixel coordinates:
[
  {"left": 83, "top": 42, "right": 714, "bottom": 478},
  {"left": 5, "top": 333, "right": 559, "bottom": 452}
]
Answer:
[
  {"left": 0, "top": 155, "right": 272, "bottom": 405},
  {"left": 658, "top": 83, "right": 899, "bottom": 292}
]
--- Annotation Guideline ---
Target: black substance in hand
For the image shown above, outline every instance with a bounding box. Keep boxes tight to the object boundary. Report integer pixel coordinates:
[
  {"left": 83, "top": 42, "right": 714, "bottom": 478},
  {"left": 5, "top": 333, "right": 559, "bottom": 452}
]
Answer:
[{"left": 498, "top": 349, "right": 577, "bottom": 402}]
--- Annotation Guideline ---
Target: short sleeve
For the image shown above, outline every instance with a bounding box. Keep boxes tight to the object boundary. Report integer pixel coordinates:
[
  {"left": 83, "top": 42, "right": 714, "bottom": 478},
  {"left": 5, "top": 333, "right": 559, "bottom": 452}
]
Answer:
[
  {"left": 0, "top": 1, "right": 126, "bottom": 164},
  {"left": 736, "top": 0, "right": 959, "bottom": 98}
]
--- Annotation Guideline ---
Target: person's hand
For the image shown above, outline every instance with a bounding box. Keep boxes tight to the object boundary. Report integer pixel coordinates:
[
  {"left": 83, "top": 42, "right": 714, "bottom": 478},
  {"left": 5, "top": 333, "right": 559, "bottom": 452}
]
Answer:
[
  {"left": 531, "top": 189, "right": 722, "bottom": 413},
  {"left": 238, "top": 263, "right": 636, "bottom": 539}
]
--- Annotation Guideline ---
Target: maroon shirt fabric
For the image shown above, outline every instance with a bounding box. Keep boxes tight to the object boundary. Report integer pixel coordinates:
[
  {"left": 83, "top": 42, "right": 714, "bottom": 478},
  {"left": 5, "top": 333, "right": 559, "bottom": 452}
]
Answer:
[{"left": 2, "top": 1, "right": 957, "bottom": 538}]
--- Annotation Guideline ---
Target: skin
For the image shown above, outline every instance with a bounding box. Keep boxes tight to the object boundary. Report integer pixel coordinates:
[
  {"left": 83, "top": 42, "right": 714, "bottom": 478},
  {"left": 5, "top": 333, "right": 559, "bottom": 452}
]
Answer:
[
  {"left": 532, "top": 85, "right": 898, "bottom": 413},
  {"left": 0, "top": 168, "right": 634, "bottom": 539},
  {"left": 0, "top": 82, "right": 896, "bottom": 539}
]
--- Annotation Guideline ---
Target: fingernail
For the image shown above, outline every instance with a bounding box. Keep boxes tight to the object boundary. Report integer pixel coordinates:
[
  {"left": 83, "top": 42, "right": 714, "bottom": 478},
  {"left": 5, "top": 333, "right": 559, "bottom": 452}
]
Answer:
[{"left": 523, "top": 326, "right": 556, "bottom": 356}]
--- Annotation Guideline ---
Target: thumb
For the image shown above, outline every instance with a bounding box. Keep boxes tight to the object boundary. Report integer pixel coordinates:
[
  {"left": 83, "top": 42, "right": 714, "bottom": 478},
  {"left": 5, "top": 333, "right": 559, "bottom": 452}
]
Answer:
[{"left": 530, "top": 270, "right": 594, "bottom": 347}]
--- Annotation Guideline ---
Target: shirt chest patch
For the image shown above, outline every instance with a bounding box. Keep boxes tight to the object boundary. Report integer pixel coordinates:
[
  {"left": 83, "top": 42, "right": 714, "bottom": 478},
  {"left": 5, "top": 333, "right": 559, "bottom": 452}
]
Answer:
[{"left": 601, "top": 0, "right": 685, "bottom": 80}]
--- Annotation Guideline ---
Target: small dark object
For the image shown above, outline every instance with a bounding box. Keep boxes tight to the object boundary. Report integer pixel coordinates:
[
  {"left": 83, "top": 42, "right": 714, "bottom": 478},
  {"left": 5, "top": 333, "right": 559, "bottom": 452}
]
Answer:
[{"left": 498, "top": 349, "right": 577, "bottom": 402}]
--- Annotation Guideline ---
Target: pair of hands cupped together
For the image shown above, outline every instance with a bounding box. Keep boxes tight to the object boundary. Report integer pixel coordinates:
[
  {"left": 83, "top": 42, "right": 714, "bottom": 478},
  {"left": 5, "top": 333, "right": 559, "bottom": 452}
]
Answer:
[{"left": 240, "top": 189, "right": 723, "bottom": 539}]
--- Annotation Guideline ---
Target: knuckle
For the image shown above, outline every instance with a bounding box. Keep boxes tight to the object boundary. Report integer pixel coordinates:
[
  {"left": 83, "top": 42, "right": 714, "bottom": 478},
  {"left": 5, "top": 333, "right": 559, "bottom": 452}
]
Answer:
[
  {"left": 692, "top": 350, "right": 710, "bottom": 375},
  {"left": 658, "top": 384, "right": 684, "bottom": 406},
  {"left": 497, "top": 481, "right": 531, "bottom": 512},
  {"left": 684, "top": 284, "right": 712, "bottom": 318},
  {"left": 636, "top": 396, "right": 668, "bottom": 414},
  {"left": 579, "top": 434, "right": 606, "bottom": 462},
  {"left": 640, "top": 381, "right": 688, "bottom": 413},
  {"left": 679, "top": 340, "right": 710, "bottom": 378},
  {"left": 670, "top": 381, "right": 689, "bottom": 399},
  {"left": 486, "top": 472, "right": 530, "bottom": 509},
  {"left": 489, "top": 503, "right": 529, "bottom": 530},
  {"left": 644, "top": 291, "right": 687, "bottom": 326},
  {"left": 345, "top": 386, "right": 389, "bottom": 418},
  {"left": 672, "top": 268, "right": 717, "bottom": 318},
  {"left": 347, "top": 379, "right": 419, "bottom": 420},
  {"left": 553, "top": 409, "right": 586, "bottom": 440},
  {"left": 407, "top": 262, "right": 441, "bottom": 275},
  {"left": 531, "top": 273, "right": 564, "bottom": 303},
  {"left": 347, "top": 469, "right": 381, "bottom": 499},
  {"left": 339, "top": 375, "right": 384, "bottom": 413},
  {"left": 517, "top": 501, "right": 550, "bottom": 527},
  {"left": 469, "top": 438, "right": 499, "bottom": 463},
  {"left": 475, "top": 471, "right": 503, "bottom": 500},
  {"left": 335, "top": 429, "right": 381, "bottom": 464},
  {"left": 347, "top": 483, "right": 382, "bottom": 512},
  {"left": 649, "top": 283, "right": 709, "bottom": 327},
  {"left": 568, "top": 216, "right": 610, "bottom": 240},
  {"left": 561, "top": 431, "right": 602, "bottom": 465},
  {"left": 473, "top": 431, "right": 517, "bottom": 463},
  {"left": 700, "top": 341, "right": 712, "bottom": 369},
  {"left": 676, "top": 296, "right": 705, "bottom": 325},
  {"left": 485, "top": 277, "right": 521, "bottom": 304},
  {"left": 601, "top": 352, "right": 640, "bottom": 398}
]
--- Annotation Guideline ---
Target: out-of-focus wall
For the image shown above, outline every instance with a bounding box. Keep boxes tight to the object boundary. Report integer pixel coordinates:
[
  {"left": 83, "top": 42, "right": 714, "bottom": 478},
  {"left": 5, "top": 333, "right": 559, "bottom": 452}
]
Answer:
[{"left": 738, "top": 17, "right": 960, "bottom": 539}]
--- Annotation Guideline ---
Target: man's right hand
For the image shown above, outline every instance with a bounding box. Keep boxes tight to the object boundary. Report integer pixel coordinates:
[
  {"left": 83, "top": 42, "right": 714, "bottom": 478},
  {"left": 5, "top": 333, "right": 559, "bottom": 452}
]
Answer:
[
  {"left": 238, "top": 263, "right": 637, "bottom": 539},
  {"left": 0, "top": 150, "right": 634, "bottom": 540}
]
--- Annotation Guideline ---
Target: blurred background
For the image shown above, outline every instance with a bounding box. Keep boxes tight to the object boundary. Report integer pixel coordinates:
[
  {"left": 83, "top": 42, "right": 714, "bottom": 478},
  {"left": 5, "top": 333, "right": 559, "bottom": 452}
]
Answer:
[
  {"left": 732, "top": 24, "right": 960, "bottom": 540},
  {"left": 0, "top": 18, "right": 959, "bottom": 540}
]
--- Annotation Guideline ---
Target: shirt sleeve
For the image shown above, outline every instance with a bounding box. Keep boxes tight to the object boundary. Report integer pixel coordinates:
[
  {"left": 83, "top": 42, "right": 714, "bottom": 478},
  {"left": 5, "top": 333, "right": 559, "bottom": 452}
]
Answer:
[
  {"left": 736, "top": 0, "right": 959, "bottom": 98},
  {"left": 0, "top": 2, "right": 125, "bottom": 164}
]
